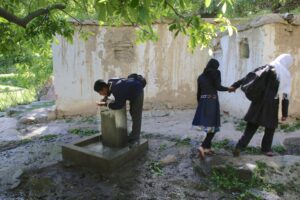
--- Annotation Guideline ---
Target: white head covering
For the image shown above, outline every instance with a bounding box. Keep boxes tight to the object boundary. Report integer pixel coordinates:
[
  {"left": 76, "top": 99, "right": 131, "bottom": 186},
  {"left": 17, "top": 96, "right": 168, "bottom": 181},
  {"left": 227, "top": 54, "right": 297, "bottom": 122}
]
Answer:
[{"left": 269, "top": 54, "right": 293, "bottom": 97}]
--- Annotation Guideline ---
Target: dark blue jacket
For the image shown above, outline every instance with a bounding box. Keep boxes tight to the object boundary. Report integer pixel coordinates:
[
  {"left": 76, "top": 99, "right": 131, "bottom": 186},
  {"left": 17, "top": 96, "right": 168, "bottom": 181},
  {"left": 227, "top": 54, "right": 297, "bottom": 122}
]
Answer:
[
  {"left": 108, "top": 78, "right": 143, "bottom": 110},
  {"left": 197, "top": 70, "right": 228, "bottom": 102}
]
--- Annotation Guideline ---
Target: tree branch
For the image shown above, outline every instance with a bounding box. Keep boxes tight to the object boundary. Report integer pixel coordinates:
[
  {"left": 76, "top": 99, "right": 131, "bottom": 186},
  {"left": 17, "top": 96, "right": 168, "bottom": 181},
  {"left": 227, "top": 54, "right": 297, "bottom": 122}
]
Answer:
[
  {"left": 165, "top": 0, "right": 185, "bottom": 19},
  {"left": 0, "top": 4, "right": 66, "bottom": 28}
]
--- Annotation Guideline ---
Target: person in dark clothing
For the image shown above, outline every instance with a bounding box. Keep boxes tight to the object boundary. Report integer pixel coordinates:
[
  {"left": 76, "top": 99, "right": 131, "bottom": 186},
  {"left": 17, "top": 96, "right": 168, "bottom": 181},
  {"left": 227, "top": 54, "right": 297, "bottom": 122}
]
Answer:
[
  {"left": 192, "top": 58, "right": 234, "bottom": 159},
  {"left": 231, "top": 54, "right": 293, "bottom": 157},
  {"left": 94, "top": 77, "right": 144, "bottom": 144}
]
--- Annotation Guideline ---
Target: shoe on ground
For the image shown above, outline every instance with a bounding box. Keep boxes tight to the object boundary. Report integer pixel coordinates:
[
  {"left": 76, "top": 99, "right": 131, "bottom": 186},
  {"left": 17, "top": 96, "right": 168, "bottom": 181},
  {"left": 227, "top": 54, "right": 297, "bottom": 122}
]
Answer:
[{"left": 262, "top": 151, "right": 274, "bottom": 157}]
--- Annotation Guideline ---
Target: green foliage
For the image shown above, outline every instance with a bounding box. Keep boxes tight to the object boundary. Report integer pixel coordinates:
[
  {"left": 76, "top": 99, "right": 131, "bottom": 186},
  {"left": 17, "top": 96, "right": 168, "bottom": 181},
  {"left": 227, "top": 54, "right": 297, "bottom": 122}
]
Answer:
[
  {"left": 279, "top": 120, "right": 300, "bottom": 132},
  {"left": 234, "top": 118, "right": 300, "bottom": 134},
  {"left": 210, "top": 165, "right": 263, "bottom": 193},
  {"left": 39, "top": 134, "right": 58, "bottom": 142},
  {"left": 244, "top": 145, "right": 286, "bottom": 155},
  {"left": 20, "top": 138, "right": 33, "bottom": 145},
  {"left": 227, "top": 0, "right": 300, "bottom": 17},
  {"left": 159, "top": 143, "right": 168, "bottom": 151},
  {"left": 244, "top": 146, "right": 261, "bottom": 154},
  {"left": 234, "top": 119, "right": 247, "bottom": 132},
  {"left": 148, "top": 160, "right": 163, "bottom": 176},
  {"left": 272, "top": 145, "right": 286, "bottom": 154},
  {"left": 234, "top": 120, "right": 263, "bottom": 132},
  {"left": 212, "top": 139, "right": 231, "bottom": 150},
  {"left": 209, "top": 161, "right": 284, "bottom": 199},
  {"left": 0, "top": 87, "right": 35, "bottom": 111},
  {"left": 0, "top": 0, "right": 236, "bottom": 54},
  {"left": 174, "top": 137, "right": 191, "bottom": 146},
  {"left": 93, "top": 0, "right": 236, "bottom": 50},
  {"left": 68, "top": 128, "right": 98, "bottom": 137},
  {"left": 79, "top": 116, "right": 98, "bottom": 123}
]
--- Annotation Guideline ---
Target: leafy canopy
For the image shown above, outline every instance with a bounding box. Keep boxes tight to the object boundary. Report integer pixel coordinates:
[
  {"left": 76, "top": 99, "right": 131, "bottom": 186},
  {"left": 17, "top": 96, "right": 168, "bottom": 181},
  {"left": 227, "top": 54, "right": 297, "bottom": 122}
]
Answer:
[{"left": 0, "top": 0, "right": 236, "bottom": 54}]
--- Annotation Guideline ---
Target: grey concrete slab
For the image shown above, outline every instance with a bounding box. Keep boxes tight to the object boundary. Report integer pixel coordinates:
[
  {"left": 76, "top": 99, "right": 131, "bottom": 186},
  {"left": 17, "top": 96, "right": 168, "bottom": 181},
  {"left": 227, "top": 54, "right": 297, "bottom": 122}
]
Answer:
[{"left": 62, "top": 134, "right": 148, "bottom": 173}]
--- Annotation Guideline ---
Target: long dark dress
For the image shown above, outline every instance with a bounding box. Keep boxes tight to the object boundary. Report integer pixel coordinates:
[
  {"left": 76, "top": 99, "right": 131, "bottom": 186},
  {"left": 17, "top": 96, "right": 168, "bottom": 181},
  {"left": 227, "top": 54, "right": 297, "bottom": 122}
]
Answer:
[
  {"left": 232, "top": 65, "right": 289, "bottom": 129},
  {"left": 192, "top": 69, "right": 228, "bottom": 131}
]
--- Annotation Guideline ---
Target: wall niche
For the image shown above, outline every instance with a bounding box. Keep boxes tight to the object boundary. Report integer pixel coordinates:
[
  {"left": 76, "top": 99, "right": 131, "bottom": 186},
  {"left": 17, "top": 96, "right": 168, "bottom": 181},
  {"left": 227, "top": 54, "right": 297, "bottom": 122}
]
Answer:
[{"left": 239, "top": 38, "right": 249, "bottom": 59}]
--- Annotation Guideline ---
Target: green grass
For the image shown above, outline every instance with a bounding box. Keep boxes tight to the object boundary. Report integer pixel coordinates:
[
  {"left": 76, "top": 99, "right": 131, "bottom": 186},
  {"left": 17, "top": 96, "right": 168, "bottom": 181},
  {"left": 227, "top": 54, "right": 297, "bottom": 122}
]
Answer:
[
  {"left": 159, "top": 143, "right": 167, "bottom": 151},
  {"left": 244, "top": 146, "right": 261, "bottom": 155},
  {"left": 0, "top": 73, "right": 20, "bottom": 87},
  {"left": 0, "top": 85, "right": 36, "bottom": 111},
  {"left": 20, "top": 138, "right": 33, "bottom": 144},
  {"left": 211, "top": 139, "right": 286, "bottom": 155},
  {"left": 272, "top": 145, "right": 286, "bottom": 154},
  {"left": 212, "top": 139, "right": 231, "bottom": 150},
  {"left": 234, "top": 120, "right": 247, "bottom": 132},
  {"left": 39, "top": 134, "right": 58, "bottom": 141},
  {"left": 209, "top": 161, "right": 285, "bottom": 199},
  {"left": 291, "top": 6, "right": 300, "bottom": 14},
  {"left": 174, "top": 137, "right": 191, "bottom": 146},
  {"left": 80, "top": 116, "right": 98, "bottom": 123},
  {"left": 244, "top": 145, "right": 286, "bottom": 155},
  {"left": 148, "top": 160, "right": 163, "bottom": 176},
  {"left": 69, "top": 128, "right": 98, "bottom": 137},
  {"left": 279, "top": 120, "right": 300, "bottom": 132}
]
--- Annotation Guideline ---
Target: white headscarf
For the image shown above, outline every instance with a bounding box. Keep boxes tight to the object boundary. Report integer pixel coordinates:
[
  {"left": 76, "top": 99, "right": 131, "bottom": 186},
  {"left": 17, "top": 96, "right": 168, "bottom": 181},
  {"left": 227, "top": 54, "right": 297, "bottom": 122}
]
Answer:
[{"left": 269, "top": 54, "right": 293, "bottom": 97}]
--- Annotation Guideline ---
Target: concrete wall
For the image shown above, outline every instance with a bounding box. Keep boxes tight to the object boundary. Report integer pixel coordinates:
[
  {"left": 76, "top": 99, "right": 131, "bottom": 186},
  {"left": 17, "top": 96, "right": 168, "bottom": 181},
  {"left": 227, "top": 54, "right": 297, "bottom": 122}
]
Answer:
[
  {"left": 52, "top": 24, "right": 210, "bottom": 116},
  {"left": 53, "top": 15, "right": 300, "bottom": 118},
  {"left": 217, "top": 22, "right": 300, "bottom": 117}
]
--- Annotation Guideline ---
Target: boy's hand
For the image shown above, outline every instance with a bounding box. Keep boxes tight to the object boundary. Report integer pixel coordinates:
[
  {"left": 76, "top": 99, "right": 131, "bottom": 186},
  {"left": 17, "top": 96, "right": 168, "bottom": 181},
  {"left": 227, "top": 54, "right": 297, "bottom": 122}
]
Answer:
[
  {"left": 96, "top": 101, "right": 107, "bottom": 106},
  {"left": 228, "top": 87, "right": 236, "bottom": 93}
]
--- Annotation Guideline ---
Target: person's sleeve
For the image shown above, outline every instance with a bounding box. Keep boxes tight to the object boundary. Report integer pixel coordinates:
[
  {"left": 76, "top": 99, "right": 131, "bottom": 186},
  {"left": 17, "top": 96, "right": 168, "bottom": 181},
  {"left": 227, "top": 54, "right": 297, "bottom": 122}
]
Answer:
[
  {"left": 197, "top": 77, "right": 201, "bottom": 102},
  {"left": 231, "top": 78, "right": 244, "bottom": 89},
  {"left": 282, "top": 93, "right": 289, "bottom": 118},
  {"left": 212, "top": 70, "right": 228, "bottom": 91},
  {"left": 108, "top": 95, "right": 126, "bottom": 110}
]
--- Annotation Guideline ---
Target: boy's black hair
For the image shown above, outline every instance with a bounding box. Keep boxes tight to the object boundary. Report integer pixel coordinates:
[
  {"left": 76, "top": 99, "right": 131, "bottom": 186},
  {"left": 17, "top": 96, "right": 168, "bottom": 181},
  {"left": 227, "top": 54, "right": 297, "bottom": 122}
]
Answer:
[{"left": 94, "top": 79, "right": 108, "bottom": 92}]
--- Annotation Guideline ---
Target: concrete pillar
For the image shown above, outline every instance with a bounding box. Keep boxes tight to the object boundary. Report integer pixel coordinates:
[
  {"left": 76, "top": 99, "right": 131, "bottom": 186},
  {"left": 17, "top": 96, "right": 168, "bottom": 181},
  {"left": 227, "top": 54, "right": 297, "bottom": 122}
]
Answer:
[{"left": 100, "top": 107, "right": 128, "bottom": 148}]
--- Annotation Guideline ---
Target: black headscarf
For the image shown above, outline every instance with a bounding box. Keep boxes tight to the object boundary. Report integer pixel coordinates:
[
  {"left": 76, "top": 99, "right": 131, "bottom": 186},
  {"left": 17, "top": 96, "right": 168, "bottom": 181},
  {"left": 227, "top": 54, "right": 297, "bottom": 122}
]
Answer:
[{"left": 203, "top": 58, "right": 219, "bottom": 75}]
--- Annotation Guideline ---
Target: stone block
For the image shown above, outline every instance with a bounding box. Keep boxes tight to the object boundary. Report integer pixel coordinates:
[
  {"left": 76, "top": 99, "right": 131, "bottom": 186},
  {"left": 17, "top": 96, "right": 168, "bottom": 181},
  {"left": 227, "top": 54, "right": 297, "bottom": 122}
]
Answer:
[
  {"left": 283, "top": 137, "right": 300, "bottom": 155},
  {"left": 62, "top": 134, "right": 148, "bottom": 173},
  {"left": 100, "top": 108, "right": 127, "bottom": 148}
]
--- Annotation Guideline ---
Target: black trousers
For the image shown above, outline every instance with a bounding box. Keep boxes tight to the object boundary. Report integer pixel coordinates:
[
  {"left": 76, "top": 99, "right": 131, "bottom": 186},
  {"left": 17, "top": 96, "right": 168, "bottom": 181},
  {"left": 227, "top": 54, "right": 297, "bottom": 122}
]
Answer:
[
  {"left": 201, "top": 132, "right": 216, "bottom": 149},
  {"left": 129, "top": 91, "right": 144, "bottom": 140},
  {"left": 235, "top": 122, "right": 275, "bottom": 152}
]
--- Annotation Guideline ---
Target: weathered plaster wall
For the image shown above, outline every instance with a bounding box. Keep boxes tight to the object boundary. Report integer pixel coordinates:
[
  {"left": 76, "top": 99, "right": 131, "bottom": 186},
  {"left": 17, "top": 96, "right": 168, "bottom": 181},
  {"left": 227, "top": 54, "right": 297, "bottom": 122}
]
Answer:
[
  {"left": 217, "top": 21, "right": 300, "bottom": 117},
  {"left": 53, "top": 24, "right": 210, "bottom": 116},
  {"left": 53, "top": 15, "right": 300, "bottom": 118}
]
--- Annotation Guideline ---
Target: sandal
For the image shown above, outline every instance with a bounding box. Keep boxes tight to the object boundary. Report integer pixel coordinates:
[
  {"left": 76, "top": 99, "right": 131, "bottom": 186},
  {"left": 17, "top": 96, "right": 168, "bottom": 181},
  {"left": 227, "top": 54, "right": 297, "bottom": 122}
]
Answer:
[{"left": 198, "top": 146, "right": 205, "bottom": 160}]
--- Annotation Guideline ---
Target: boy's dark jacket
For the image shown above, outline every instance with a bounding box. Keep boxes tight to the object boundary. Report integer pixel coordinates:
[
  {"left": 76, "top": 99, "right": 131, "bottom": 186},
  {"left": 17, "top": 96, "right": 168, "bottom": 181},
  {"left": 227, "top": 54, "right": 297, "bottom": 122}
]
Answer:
[{"left": 108, "top": 78, "right": 143, "bottom": 109}]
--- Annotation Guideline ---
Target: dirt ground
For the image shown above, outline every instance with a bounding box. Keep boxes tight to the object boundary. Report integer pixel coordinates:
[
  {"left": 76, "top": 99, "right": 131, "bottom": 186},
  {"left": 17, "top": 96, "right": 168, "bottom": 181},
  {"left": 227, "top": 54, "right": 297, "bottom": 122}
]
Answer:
[{"left": 0, "top": 102, "right": 299, "bottom": 200}]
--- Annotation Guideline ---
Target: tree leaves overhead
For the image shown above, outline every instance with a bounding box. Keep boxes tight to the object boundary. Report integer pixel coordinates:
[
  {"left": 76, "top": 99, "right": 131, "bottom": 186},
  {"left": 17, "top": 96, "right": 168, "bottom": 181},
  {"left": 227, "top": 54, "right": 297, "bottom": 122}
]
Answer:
[
  {"left": 2, "top": 0, "right": 300, "bottom": 54},
  {"left": 91, "top": 0, "right": 236, "bottom": 50},
  {"left": 0, "top": 0, "right": 236, "bottom": 54},
  {"left": 205, "top": 0, "right": 212, "bottom": 8}
]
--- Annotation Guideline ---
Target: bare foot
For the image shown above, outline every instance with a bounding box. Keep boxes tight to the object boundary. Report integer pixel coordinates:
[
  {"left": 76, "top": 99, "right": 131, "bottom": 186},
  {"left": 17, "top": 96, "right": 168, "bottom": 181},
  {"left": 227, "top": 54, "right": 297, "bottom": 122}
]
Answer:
[
  {"left": 198, "top": 146, "right": 205, "bottom": 160},
  {"left": 204, "top": 148, "right": 215, "bottom": 155}
]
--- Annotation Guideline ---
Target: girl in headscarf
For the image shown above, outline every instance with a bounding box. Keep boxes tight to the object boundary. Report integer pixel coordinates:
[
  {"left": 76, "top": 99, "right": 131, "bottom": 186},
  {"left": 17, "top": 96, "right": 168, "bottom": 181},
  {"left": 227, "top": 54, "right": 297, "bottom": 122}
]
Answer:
[
  {"left": 231, "top": 54, "right": 293, "bottom": 157},
  {"left": 192, "top": 58, "right": 233, "bottom": 159}
]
